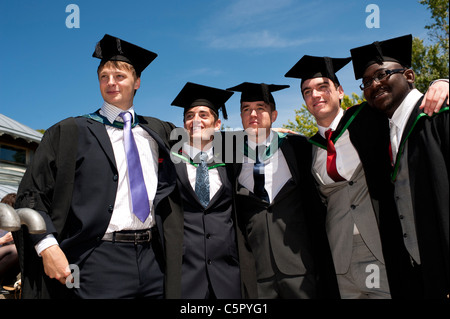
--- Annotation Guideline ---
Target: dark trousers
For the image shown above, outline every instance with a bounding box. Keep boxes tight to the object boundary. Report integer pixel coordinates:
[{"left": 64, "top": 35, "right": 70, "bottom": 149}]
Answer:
[{"left": 73, "top": 240, "right": 164, "bottom": 299}]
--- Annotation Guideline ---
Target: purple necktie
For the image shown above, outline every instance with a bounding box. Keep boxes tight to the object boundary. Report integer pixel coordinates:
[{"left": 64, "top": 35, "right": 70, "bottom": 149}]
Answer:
[{"left": 119, "top": 112, "right": 150, "bottom": 223}]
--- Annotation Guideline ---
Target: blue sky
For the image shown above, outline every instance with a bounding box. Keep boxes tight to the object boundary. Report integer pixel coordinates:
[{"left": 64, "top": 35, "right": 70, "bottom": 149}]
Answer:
[{"left": 0, "top": 0, "right": 435, "bottom": 131}]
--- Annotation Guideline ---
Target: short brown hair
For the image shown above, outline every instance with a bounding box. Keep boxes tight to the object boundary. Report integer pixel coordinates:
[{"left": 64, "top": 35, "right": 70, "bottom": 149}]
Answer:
[
  {"left": 97, "top": 60, "right": 138, "bottom": 79},
  {"left": 183, "top": 108, "right": 219, "bottom": 123}
]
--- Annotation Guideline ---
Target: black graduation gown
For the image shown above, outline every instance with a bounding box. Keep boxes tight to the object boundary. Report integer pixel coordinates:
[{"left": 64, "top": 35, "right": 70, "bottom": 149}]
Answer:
[
  {"left": 233, "top": 133, "right": 339, "bottom": 299},
  {"left": 394, "top": 97, "right": 449, "bottom": 298},
  {"left": 13, "top": 113, "right": 184, "bottom": 299}
]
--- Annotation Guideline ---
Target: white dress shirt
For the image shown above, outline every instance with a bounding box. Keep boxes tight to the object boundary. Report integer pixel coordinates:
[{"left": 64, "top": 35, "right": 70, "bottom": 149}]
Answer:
[
  {"left": 35, "top": 102, "right": 158, "bottom": 255},
  {"left": 389, "top": 89, "right": 423, "bottom": 160},
  {"left": 238, "top": 131, "right": 291, "bottom": 203},
  {"left": 313, "top": 108, "right": 361, "bottom": 185},
  {"left": 182, "top": 142, "right": 222, "bottom": 201},
  {"left": 102, "top": 102, "right": 158, "bottom": 233}
]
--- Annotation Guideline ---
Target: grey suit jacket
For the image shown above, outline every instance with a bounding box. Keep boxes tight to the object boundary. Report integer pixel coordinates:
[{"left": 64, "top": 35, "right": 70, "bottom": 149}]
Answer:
[{"left": 311, "top": 147, "right": 384, "bottom": 274}]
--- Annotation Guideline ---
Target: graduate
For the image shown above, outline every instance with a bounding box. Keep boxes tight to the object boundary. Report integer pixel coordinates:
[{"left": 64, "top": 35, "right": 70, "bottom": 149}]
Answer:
[
  {"left": 285, "top": 55, "right": 392, "bottom": 298},
  {"left": 13, "top": 34, "right": 183, "bottom": 298},
  {"left": 227, "top": 82, "right": 339, "bottom": 298},
  {"left": 350, "top": 34, "right": 449, "bottom": 299},
  {"left": 170, "top": 82, "right": 241, "bottom": 299}
]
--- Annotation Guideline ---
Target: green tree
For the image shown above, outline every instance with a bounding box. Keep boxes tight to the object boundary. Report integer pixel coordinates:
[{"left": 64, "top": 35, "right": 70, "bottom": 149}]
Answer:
[
  {"left": 420, "top": 0, "right": 449, "bottom": 50},
  {"left": 413, "top": 0, "right": 449, "bottom": 92}
]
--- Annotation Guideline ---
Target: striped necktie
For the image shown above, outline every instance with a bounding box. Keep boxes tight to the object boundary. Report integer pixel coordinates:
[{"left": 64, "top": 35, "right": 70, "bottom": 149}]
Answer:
[{"left": 195, "top": 152, "right": 210, "bottom": 208}]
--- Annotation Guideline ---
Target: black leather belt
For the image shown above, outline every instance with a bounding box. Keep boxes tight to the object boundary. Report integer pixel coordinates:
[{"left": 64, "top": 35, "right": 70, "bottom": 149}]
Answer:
[{"left": 102, "top": 229, "right": 153, "bottom": 244}]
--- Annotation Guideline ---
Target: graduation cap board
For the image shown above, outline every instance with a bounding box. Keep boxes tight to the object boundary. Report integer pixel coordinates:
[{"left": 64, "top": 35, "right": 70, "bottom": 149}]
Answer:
[
  {"left": 171, "top": 82, "right": 233, "bottom": 120},
  {"left": 350, "top": 34, "right": 412, "bottom": 80},
  {"left": 284, "top": 55, "right": 352, "bottom": 87},
  {"left": 226, "top": 82, "right": 290, "bottom": 107},
  {"left": 93, "top": 34, "right": 157, "bottom": 77}
]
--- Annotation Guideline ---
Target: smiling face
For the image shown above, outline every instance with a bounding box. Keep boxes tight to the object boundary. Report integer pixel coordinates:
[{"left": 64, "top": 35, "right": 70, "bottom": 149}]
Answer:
[
  {"left": 240, "top": 101, "right": 277, "bottom": 142},
  {"left": 184, "top": 106, "right": 221, "bottom": 149},
  {"left": 301, "top": 77, "right": 344, "bottom": 127},
  {"left": 362, "top": 61, "right": 414, "bottom": 118},
  {"left": 98, "top": 61, "right": 141, "bottom": 110}
]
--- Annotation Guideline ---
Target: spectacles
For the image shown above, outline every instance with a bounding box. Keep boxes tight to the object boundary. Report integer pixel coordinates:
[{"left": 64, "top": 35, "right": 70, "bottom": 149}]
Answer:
[{"left": 359, "top": 68, "right": 407, "bottom": 90}]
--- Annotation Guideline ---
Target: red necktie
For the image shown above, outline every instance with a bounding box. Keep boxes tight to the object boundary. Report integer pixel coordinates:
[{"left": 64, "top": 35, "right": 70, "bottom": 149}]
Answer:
[{"left": 325, "top": 129, "right": 345, "bottom": 182}]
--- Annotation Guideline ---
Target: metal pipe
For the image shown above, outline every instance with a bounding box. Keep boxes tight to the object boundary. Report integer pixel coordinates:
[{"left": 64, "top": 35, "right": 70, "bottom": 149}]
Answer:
[
  {"left": 15, "top": 208, "right": 47, "bottom": 234},
  {"left": 0, "top": 203, "right": 21, "bottom": 232}
]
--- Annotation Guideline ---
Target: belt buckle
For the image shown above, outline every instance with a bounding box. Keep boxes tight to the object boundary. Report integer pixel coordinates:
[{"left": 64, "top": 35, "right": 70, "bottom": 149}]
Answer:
[{"left": 134, "top": 229, "right": 151, "bottom": 245}]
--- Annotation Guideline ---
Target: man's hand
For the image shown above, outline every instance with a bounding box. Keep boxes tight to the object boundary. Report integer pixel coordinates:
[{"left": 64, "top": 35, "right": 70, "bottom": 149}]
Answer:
[
  {"left": 40, "top": 245, "right": 71, "bottom": 285},
  {"left": 0, "top": 232, "right": 14, "bottom": 245},
  {"left": 420, "top": 80, "right": 449, "bottom": 116},
  {"left": 273, "top": 127, "right": 300, "bottom": 134}
]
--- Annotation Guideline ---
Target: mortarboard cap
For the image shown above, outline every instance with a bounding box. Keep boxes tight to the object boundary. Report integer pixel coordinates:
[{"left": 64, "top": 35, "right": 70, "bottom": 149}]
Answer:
[
  {"left": 171, "top": 82, "right": 233, "bottom": 120},
  {"left": 284, "top": 55, "right": 351, "bottom": 87},
  {"left": 226, "top": 82, "right": 289, "bottom": 107},
  {"left": 93, "top": 34, "right": 157, "bottom": 77},
  {"left": 350, "top": 34, "right": 412, "bottom": 79}
]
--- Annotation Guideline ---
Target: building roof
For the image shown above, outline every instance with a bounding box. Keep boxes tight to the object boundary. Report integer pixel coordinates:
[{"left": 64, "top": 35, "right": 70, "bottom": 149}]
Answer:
[{"left": 0, "top": 113, "right": 43, "bottom": 143}]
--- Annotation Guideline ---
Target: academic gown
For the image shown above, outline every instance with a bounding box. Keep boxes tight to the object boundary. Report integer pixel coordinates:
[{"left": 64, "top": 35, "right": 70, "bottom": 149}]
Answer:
[
  {"left": 392, "top": 97, "right": 449, "bottom": 298},
  {"left": 13, "top": 113, "right": 184, "bottom": 299},
  {"left": 233, "top": 133, "right": 339, "bottom": 299}
]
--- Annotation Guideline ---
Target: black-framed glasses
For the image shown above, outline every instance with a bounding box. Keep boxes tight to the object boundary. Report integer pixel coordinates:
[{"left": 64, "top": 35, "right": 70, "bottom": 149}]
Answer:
[{"left": 359, "top": 68, "right": 407, "bottom": 90}]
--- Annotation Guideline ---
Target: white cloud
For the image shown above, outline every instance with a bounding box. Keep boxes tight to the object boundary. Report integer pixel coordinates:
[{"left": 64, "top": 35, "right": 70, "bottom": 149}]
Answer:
[
  {"left": 198, "top": 0, "right": 323, "bottom": 50},
  {"left": 219, "top": 0, "right": 294, "bottom": 27},
  {"left": 182, "top": 67, "right": 224, "bottom": 78},
  {"left": 204, "top": 30, "right": 320, "bottom": 50}
]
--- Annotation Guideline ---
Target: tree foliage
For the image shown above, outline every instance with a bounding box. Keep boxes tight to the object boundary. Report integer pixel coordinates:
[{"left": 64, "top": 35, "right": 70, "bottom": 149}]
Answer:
[
  {"left": 420, "top": 0, "right": 449, "bottom": 50},
  {"left": 413, "top": 0, "right": 449, "bottom": 92}
]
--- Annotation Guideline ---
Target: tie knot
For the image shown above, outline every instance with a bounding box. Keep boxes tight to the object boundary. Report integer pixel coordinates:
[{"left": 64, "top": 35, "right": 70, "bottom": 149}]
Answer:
[
  {"left": 119, "top": 111, "right": 132, "bottom": 124},
  {"left": 199, "top": 152, "right": 208, "bottom": 162},
  {"left": 325, "top": 128, "right": 333, "bottom": 140}
]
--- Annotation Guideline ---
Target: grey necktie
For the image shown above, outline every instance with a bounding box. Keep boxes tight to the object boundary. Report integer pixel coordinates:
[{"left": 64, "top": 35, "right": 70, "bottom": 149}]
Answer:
[{"left": 195, "top": 152, "right": 210, "bottom": 207}]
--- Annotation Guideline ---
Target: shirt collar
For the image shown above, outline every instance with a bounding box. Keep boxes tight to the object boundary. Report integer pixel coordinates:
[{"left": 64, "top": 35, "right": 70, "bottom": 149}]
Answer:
[
  {"left": 317, "top": 108, "right": 344, "bottom": 138},
  {"left": 390, "top": 89, "right": 422, "bottom": 130},
  {"left": 100, "top": 101, "right": 136, "bottom": 124},
  {"left": 247, "top": 130, "right": 274, "bottom": 149},
  {"left": 182, "top": 142, "right": 214, "bottom": 161}
]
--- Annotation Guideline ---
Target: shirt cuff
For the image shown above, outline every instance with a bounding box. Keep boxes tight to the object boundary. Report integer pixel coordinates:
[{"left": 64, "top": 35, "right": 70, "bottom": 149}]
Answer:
[
  {"left": 35, "top": 234, "right": 59, "bottom": 257},
  {"left": 430, "top": 78, "right": 449, "bottom": 86}
]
